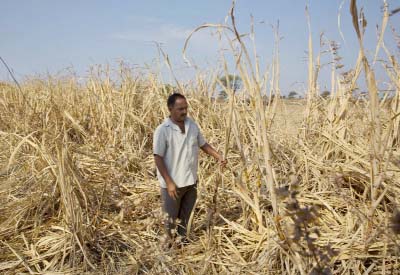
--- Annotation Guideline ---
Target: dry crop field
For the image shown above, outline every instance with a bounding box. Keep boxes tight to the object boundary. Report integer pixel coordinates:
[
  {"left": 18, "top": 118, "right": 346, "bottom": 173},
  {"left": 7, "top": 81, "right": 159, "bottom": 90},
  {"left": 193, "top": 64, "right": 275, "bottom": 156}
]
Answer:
[{"left": 1, "top": 1, "right": 400, "bottom": 274}]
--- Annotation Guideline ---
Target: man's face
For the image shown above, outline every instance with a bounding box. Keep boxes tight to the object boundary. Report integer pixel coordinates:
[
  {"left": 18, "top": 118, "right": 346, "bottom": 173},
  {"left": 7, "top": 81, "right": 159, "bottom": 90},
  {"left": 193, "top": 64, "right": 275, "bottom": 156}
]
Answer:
[{"left": 169, "top": 97, "right": 188, "bottom": 122}]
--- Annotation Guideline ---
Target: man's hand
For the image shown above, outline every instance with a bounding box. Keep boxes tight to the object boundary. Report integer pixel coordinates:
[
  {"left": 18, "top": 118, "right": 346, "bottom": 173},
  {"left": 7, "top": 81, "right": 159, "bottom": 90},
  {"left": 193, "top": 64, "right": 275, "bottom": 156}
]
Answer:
[
  {"left": 218, "top": 155, "right": 228, "bottom": 168},
  {"left": 200, "top": 143, "right": 227, "bottom": 168},
  {"left": 166, "top": 180, "right": 178, "bottom": 200}
]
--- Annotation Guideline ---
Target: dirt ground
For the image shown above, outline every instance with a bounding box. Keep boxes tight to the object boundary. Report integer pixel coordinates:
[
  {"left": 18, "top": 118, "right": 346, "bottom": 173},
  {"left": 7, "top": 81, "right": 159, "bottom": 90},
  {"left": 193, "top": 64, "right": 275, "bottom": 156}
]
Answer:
[{"left": 272, "top": 99, "right": 306, "bottom": 137}]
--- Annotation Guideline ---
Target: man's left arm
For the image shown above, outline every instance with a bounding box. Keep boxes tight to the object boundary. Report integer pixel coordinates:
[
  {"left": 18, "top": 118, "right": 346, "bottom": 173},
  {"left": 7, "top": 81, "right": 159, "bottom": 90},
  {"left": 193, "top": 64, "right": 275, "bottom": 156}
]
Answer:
[{"left": 200, "top": 143, "right": 227, "bottom": 167}]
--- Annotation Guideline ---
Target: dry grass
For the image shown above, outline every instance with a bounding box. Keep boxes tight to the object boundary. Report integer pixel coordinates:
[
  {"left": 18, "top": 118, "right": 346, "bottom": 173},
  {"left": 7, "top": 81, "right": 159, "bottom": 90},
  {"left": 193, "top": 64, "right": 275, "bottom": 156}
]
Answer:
[{"left": 1, "top": 1, "right": 400, "bottom": 274}]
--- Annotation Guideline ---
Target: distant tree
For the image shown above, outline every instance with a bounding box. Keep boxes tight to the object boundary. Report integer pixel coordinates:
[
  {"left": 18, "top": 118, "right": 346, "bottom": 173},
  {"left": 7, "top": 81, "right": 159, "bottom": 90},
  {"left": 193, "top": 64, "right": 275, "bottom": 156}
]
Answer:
[
  {"left": 288, "top": 91, "right": 298, "bottom": 99},
  {"left": 217, "top": 90, "right": 228, "bottom": 101},
  {"left": 217, "top": 74, "right": 242, "bottom": 101},
  {"left": 321, "top": 90, "right": 330, "bottom": 98},
  {"left": 219, "top": 74, "right": 242, "bottom": 92}
]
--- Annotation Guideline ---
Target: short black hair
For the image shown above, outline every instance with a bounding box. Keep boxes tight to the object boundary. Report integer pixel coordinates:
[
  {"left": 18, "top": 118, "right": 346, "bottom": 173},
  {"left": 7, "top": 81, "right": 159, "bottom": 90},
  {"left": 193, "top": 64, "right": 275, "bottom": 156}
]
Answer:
[{"left": 167, "top": 93, "right": 186, "bottom": 109}]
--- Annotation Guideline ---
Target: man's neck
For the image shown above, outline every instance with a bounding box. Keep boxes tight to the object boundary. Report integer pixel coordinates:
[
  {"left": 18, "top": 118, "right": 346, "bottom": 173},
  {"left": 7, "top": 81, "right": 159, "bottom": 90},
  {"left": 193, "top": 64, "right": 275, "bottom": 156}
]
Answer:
[{"left": 169, "top": 117, "right": 185, "bottom": 133}]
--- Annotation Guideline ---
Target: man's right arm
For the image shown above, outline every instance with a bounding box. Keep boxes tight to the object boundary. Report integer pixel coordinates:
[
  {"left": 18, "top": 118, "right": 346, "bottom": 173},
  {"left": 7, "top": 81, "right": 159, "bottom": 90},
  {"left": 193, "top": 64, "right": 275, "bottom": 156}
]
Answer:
[
  {"left": 154, "top": 155, "right": 178, "bottom": 199},
  {"left": 153, "top": 127, "right": 178, "bottom": 199}
]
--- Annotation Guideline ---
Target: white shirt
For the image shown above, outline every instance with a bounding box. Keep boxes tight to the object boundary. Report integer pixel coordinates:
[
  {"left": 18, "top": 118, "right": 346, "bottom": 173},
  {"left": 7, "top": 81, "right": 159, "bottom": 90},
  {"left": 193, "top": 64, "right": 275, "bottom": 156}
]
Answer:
[{"left": 153, "top": 117, "right": 207, "bottom": 188}]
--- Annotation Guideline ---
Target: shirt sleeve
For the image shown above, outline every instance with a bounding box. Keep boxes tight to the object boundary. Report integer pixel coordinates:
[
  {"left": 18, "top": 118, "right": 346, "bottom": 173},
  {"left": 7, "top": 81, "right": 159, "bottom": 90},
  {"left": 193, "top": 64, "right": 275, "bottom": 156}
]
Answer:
[
  {"left": 197, "top": 126, "right": 207, "bottom": 147},
  {"left": 153, "top": 126, "right": 167, "bottom": 157}
]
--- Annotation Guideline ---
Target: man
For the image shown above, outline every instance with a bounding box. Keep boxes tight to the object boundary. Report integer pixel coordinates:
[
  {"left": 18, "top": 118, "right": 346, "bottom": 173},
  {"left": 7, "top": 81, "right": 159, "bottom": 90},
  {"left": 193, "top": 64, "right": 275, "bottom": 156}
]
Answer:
[{"left": 153, "top": 93, "right": 226, "bottom": 244}]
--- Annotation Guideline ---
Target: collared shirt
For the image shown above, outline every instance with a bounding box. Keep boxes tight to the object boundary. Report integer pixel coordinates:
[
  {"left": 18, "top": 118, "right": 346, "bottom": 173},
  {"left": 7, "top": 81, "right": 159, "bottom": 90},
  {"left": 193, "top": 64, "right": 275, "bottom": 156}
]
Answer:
[{"left": 153, "top": 117, "right": 207, "bottom": 188}]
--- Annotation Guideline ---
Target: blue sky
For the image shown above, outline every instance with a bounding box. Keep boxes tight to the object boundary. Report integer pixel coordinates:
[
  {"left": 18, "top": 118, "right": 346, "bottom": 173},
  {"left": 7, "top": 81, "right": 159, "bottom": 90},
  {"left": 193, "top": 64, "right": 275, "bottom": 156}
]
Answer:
[{"left": 1, "top": 0, "right": 399, "bottom": 94}]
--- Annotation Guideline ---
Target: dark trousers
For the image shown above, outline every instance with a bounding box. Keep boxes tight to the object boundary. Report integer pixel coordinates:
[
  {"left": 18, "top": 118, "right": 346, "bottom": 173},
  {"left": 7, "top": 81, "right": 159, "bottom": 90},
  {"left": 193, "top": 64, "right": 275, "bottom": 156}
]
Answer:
[{"left": 161, "top": 183, "right": 197, "bottom": 238}]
